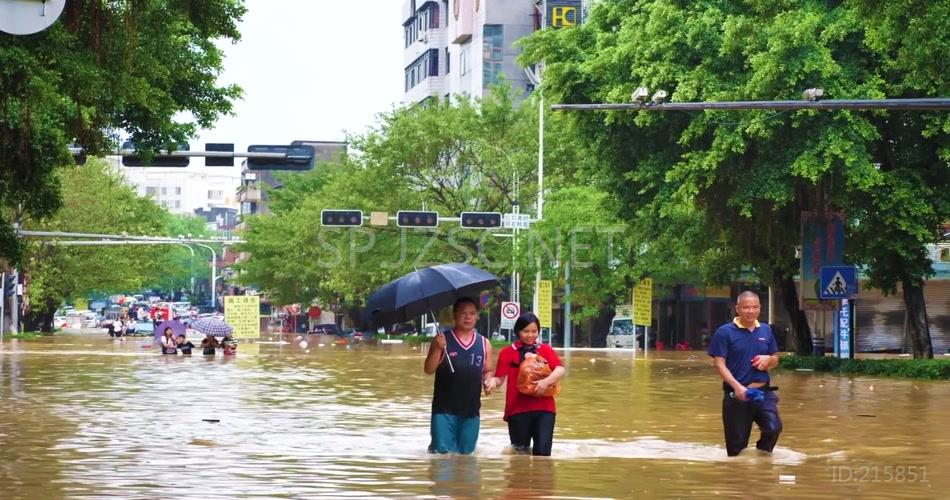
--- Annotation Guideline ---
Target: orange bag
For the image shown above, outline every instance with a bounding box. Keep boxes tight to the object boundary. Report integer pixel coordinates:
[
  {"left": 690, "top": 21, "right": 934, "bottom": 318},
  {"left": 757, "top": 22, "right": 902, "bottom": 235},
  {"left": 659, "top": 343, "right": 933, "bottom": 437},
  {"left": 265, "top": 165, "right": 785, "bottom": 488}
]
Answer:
[{"left": 517, "top": 353, "right": 560, "bottom": 397}]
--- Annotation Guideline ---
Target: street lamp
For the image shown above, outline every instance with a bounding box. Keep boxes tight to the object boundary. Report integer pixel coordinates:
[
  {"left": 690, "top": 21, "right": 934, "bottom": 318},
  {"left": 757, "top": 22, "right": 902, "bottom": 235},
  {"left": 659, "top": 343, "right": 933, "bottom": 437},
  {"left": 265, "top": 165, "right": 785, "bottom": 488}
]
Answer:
[
  {"left": 175, "top": 241, "right": 196, "bottom": 299},
  {"left": 194, "top": 243, "right": 217, "bottom": 310}
]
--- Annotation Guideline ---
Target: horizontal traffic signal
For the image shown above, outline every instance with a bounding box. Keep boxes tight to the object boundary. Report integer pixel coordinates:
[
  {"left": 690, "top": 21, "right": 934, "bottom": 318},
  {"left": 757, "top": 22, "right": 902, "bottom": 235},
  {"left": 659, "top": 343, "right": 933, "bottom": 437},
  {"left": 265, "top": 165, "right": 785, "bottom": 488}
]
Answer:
[
  {"left": 460, "top": 212, "right": 502, "bottom": 229},
  {"left": 205, "top": 143, "right": 235, "bottom": 167},
  {"left": 122, "top": 142, "right": 190, "bottom": 167},
  {"left": 397, "top": 211, "right": 439, "bottom": 228},
  {"left": 321, "top": 210, "right": 363, "bottom": 227},
  {"left": 247, "top": 144, "right": 315, "bottom": 171}
]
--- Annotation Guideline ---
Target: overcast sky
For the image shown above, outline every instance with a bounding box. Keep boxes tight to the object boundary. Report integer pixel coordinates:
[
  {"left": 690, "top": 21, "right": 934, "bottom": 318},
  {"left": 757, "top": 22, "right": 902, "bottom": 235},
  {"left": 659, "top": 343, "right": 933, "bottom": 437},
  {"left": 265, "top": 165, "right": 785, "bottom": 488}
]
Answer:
[{"left": 192, "top": 1, "right": 405, "bottom": 156}]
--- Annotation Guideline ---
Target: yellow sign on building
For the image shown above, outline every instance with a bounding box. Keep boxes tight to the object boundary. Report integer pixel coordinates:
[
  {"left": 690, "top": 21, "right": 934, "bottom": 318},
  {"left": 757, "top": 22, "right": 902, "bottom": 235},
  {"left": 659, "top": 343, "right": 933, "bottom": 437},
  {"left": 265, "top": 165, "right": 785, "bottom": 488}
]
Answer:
[
  {"left": 224, "top": 295, "right": 260, "bottom": 339},
  {"left": 537, "top": 280, "right": 553, "bottom": 328},
  {"left": 632, "top": 278, "right": 653, "bottom": 326}
]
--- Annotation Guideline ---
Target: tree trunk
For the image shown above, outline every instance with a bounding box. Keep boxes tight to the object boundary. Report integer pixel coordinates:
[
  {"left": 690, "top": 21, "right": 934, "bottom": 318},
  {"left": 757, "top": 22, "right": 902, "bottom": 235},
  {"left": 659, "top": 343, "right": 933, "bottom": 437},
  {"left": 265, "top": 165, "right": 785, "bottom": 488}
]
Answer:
[
  {"left": 776, "top": 271, "right": 813, "bottom": 355},
  {"left": 22, "top": 298, "right": 57, "bottom": 333},
  {"left": 901, "top": 277, "right": 933, "bottom": 359},
  {"left": 590, "top": 305, "right": 614, "bottom": 348}
]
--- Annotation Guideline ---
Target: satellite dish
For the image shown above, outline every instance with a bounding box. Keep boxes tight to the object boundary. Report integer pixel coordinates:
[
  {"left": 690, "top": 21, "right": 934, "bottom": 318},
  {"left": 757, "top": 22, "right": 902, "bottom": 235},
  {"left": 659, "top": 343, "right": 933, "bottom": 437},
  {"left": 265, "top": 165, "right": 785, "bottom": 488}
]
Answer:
[{"left": 0, "top": 0, "right": 66, "bottom": 35}]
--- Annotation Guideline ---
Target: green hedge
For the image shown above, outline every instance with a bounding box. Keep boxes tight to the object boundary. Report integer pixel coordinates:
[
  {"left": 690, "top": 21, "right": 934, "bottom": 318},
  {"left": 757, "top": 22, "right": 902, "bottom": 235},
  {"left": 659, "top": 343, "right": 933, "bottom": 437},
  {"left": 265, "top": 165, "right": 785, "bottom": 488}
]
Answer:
[
  {"left": 780, "top": 354, "right": 950, "bottom": 380},
  {"left": 7, "top": 331, "right": 51, "bottom": 340}
]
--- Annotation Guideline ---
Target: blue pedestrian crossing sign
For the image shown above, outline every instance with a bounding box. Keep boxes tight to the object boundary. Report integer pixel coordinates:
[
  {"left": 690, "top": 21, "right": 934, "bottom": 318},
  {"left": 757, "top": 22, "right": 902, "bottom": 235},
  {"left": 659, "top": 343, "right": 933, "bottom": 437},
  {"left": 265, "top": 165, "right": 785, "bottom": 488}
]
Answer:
[{"left": 820, "top": 266, "right": 858, "bottom": 299}]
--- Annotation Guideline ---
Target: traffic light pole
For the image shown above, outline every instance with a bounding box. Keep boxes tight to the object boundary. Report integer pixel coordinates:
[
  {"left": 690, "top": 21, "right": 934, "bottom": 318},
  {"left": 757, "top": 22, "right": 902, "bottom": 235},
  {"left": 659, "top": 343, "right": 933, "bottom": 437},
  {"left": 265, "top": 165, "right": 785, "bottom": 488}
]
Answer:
[
  {"left": 193, "top": 244, "right": 218, "bottom": 311},
  {"left": 10, "top": 220, "right": 19, "bottom": 335},
  {"left": 0, "top": 270, "right": 5, "bottom": 341},
  {"left": 10, "top": 267, "right": 18, "bottom": 335}
]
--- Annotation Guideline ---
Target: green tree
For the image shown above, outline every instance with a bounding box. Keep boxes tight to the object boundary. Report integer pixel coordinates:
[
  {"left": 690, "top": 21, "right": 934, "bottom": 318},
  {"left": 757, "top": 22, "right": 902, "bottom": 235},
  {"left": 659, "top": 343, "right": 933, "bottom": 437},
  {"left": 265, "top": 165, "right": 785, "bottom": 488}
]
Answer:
[
  {"left": 519, "top": 186, "right": 635, "bottom": 346},
  {"left": 521, "top": 0, "right": 949, "bottom": 357},
  {"left": 154, "top": 214, "right": 214, "bottom": 301},
  {"left": 237, "top": 86, "right": 618, "bottom": 327},
  {"left": 21, "top": 159, "right": 172, "bottom": 331},
  {"left": 0, "top": 0, "right": 245, "bottom": 263}
]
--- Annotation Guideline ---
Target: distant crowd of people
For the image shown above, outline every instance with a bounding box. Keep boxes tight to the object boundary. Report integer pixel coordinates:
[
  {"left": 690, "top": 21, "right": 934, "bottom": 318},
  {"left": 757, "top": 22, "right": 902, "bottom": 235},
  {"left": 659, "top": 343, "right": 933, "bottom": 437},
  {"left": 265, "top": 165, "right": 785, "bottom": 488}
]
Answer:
[{"left": 105, "top": 303, "right": 199, "bottom": 338}]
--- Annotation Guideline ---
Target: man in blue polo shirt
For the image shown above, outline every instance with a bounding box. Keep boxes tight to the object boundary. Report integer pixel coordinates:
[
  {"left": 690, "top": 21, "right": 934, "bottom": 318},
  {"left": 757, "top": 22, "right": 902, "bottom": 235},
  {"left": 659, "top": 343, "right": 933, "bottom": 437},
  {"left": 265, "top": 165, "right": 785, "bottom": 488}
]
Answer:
[{"left": 708, "top": 291, "right": 782, "bottom": 456}]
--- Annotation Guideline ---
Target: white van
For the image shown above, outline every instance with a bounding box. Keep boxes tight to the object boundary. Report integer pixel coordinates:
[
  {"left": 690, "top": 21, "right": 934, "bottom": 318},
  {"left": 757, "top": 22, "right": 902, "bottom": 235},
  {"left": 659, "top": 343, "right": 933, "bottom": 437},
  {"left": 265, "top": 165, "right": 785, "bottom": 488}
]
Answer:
[
  {"left": 606, "top": 317, "right": 637, "bottom": 348},
  {"left": 64, "top": 310, "right": 99, "bottom": 329}
]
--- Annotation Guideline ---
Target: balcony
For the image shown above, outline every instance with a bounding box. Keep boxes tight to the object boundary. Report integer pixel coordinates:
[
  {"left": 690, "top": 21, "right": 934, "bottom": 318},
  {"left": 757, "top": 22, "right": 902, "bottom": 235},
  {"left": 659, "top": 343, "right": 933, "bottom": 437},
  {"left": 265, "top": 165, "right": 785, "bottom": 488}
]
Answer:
[
  {"left": 404, "top": 76, "right": 447, "bottom": 105},
  {"left": 237, "top": 186, "right": 261, "bottom": 203},
  {"left": 404, "top": 28, "right": 447, "bottom": 66}
]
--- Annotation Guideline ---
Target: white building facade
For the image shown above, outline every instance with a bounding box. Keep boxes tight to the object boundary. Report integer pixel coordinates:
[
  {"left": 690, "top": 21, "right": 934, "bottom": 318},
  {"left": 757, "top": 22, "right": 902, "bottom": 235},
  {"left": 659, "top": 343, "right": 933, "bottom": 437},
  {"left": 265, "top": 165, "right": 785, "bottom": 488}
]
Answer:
[
  {"left": 402, "top": 0, "right": 541, "bottom": 106},
  {"left": 110, "top": 157, "right": 241, "bottom": 216}
]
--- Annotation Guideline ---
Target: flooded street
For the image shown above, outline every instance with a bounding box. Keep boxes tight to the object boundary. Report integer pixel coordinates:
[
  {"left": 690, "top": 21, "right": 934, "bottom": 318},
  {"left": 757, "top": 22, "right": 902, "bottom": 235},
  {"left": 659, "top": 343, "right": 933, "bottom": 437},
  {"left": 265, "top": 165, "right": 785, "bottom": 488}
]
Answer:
[{"left": 1, "top": 335, "right": 947, "bottom": 498}]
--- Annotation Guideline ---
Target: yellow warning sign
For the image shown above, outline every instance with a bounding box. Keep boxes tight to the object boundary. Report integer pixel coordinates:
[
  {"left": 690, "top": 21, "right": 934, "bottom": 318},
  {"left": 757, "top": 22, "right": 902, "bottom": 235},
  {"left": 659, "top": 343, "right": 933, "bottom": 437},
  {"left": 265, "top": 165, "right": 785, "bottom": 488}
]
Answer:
[
  {"left": 224, "top": 295, "right": 260, "bottom": 339},
  {"left": 632, "top": 278, "right": 653, "bottom": 326},
  {"left": 537, "top": 280, "right": 553, "bottom": 328}
]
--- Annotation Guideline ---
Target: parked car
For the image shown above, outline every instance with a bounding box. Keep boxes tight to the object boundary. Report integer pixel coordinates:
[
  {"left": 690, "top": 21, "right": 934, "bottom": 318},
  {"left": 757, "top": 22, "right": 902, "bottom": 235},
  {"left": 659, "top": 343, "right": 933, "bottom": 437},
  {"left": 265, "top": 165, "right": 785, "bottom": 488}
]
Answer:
[
  {"left": 64, "top": 310, "right": 99, "bottom": 329},
  {"left": 53, "top": 315, "right": 68, "bottom": 329},
  {"left": 311, "top": 323, "right": 340, "bottom": 336},
  {"left": 388, "top": 323, "right": 416, "bottom": 335}
]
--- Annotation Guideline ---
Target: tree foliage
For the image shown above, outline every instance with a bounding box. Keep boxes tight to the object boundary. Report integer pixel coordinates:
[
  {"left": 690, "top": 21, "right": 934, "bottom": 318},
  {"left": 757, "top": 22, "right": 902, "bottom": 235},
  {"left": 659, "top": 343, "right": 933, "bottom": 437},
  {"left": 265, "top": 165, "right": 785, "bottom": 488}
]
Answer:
[
  {"left": 0, "top": 0, "right": 245, "bottom": 263},
  {"left": 237, "top": 87, "right": 632, "bottom": 327},
  {"left": 22, "top": 159, "right": 172, "bottom": 329},
  {"left": 520, "top": 0, "right": 949, "bottom": 356}
]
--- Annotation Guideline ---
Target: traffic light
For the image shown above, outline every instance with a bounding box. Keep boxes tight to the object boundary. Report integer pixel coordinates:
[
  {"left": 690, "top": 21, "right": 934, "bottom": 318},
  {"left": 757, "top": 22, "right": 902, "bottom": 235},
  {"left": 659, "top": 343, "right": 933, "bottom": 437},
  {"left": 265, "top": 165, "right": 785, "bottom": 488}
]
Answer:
[
  {"left": 396, "top": 210, "right": 439, "bottom": 228},
  {"left": 247, "top": 144, "right": 315, "bottom": 171},
  {"left": 205, "top": 143, "right": 235, "bottom": 167},
  {"left": 321, "top": 209, "right": 363, "bottom": 227},
  {"left": 460, "top": 212, "right": 502, "bottom": 229},
  {"left": 122, "top": 142, "right": 190, "bottom": 167}
]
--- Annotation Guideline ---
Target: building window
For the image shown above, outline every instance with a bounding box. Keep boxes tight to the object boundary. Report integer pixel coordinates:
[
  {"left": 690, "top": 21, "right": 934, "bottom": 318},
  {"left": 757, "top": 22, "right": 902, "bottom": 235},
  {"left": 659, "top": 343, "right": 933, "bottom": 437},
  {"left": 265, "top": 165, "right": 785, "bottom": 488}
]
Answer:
[
  {"left": 145, "top": 186, "right": 158, "bottom": 197},
  {"left": 404, "top": 19, "right": 417, "bottom": 47},
  {"left": 427, "top": 2, "right": 439, "bottom": 29},
  {"left": 175, "top": 186, "right": 182, "bottom": 195},
  {"left": 483, "top": 25, "right": 504, "bottom": 87},
  {"left": 161, "top": 186, "right": 168, "bottom": 196},
  {"left": 174, "top": 200, "right": 181, "bottom": 209},
  {"left": 460, "top": 47, "right": 469, "bottom": 76},
  {"left": 445, "top": 47, "right": 450, "bottom": 74},
  {"left": 404, "top": 49, "right": 440, "bottom": 91},
  {"left": 208, "top": 190, "right": 223, "bottom": 201}
]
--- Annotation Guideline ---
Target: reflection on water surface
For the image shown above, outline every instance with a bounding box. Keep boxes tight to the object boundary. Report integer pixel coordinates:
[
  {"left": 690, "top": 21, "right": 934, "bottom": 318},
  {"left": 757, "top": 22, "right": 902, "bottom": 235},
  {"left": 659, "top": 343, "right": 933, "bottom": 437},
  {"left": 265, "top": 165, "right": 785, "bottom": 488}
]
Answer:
[{"left": 0, "top": 336, "right": 946, "bottom": 498}]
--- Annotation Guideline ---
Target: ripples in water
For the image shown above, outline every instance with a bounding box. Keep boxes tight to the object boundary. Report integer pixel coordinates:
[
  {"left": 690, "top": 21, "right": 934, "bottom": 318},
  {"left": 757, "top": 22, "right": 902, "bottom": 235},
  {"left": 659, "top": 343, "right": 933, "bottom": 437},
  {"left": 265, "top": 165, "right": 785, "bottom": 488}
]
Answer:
[{"left": 0, "top": 337, "right": 948, "bottom": 498}]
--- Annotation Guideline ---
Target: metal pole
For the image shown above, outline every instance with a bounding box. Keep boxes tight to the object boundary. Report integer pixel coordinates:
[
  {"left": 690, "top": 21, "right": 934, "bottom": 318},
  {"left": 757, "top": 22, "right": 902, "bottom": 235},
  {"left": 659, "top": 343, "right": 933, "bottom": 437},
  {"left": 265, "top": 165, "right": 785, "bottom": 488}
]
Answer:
[
  {"left": 1, "top": 271, "right": 5, "bottom": 341},
  {"left": 10, "top": 267, "right": 18, "bottom": 335},
  {"left": 177, "top": 243, "right": 196, "bottom": 299},
  {"left": 538, "top": 0, "right": 546, "bottom": 221},
  {"left": 564, "top": 259, "right": 571, "bottom": 349},
  {"left": 551, "top": 98, "right": 950, "bottom": 112},
  {"left": 645, "top": 326, "right": 649, "bottom": 357},
  {"left": 194, "top": 244, "right": 217, "bottom": 310},
  {"left": 20, "top": 229, "right": 242, "bottom": 244},
  {"left": 538, "top": 95, "right": 544, "bottom": 221},
  {"left": 511, "top": 204, "right": 520, "bottom": 307}
]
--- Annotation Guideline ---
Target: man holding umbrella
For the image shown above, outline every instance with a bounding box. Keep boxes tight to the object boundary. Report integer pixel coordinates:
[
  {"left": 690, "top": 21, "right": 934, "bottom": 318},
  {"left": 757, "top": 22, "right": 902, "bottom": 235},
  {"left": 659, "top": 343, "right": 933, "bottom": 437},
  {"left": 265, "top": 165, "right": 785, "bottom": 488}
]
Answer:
[
  {"left": 424, "top": 297, "right": 493, "bottom": 455},
  {"left": 365, "top": 263, "right": 501, "bottom": 454}
]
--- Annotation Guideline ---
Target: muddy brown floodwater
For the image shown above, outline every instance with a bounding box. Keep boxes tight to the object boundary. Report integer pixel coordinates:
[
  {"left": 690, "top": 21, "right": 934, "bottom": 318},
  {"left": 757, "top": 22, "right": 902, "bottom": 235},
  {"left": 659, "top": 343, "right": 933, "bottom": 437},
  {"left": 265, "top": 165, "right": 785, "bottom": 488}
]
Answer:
[{"left": 0, "top": 335, "right": 947, "bottom": 498}]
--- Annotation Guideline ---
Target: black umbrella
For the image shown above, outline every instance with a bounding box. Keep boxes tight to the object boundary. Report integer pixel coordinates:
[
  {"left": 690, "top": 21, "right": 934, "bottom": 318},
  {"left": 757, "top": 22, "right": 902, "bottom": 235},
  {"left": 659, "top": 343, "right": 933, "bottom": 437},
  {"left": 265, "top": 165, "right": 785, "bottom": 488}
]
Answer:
[{"left": 365, "top": 263, "right": 500, "bottom": 371}]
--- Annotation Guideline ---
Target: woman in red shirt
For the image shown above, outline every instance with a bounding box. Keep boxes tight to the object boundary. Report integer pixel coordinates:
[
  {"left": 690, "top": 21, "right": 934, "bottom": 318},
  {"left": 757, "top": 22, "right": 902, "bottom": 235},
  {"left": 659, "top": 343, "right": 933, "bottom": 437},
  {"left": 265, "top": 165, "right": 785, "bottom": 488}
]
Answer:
[{"left": 485, "top": 312, "right": 566, "bottom": 456}]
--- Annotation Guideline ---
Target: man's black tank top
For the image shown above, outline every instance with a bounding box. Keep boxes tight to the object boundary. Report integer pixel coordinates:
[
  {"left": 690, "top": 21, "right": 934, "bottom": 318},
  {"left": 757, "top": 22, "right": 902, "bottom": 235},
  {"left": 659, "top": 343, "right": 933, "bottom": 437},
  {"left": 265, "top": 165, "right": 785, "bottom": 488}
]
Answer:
[{"left": 431, "top": 330, "right": 486, "bottom": 418}]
